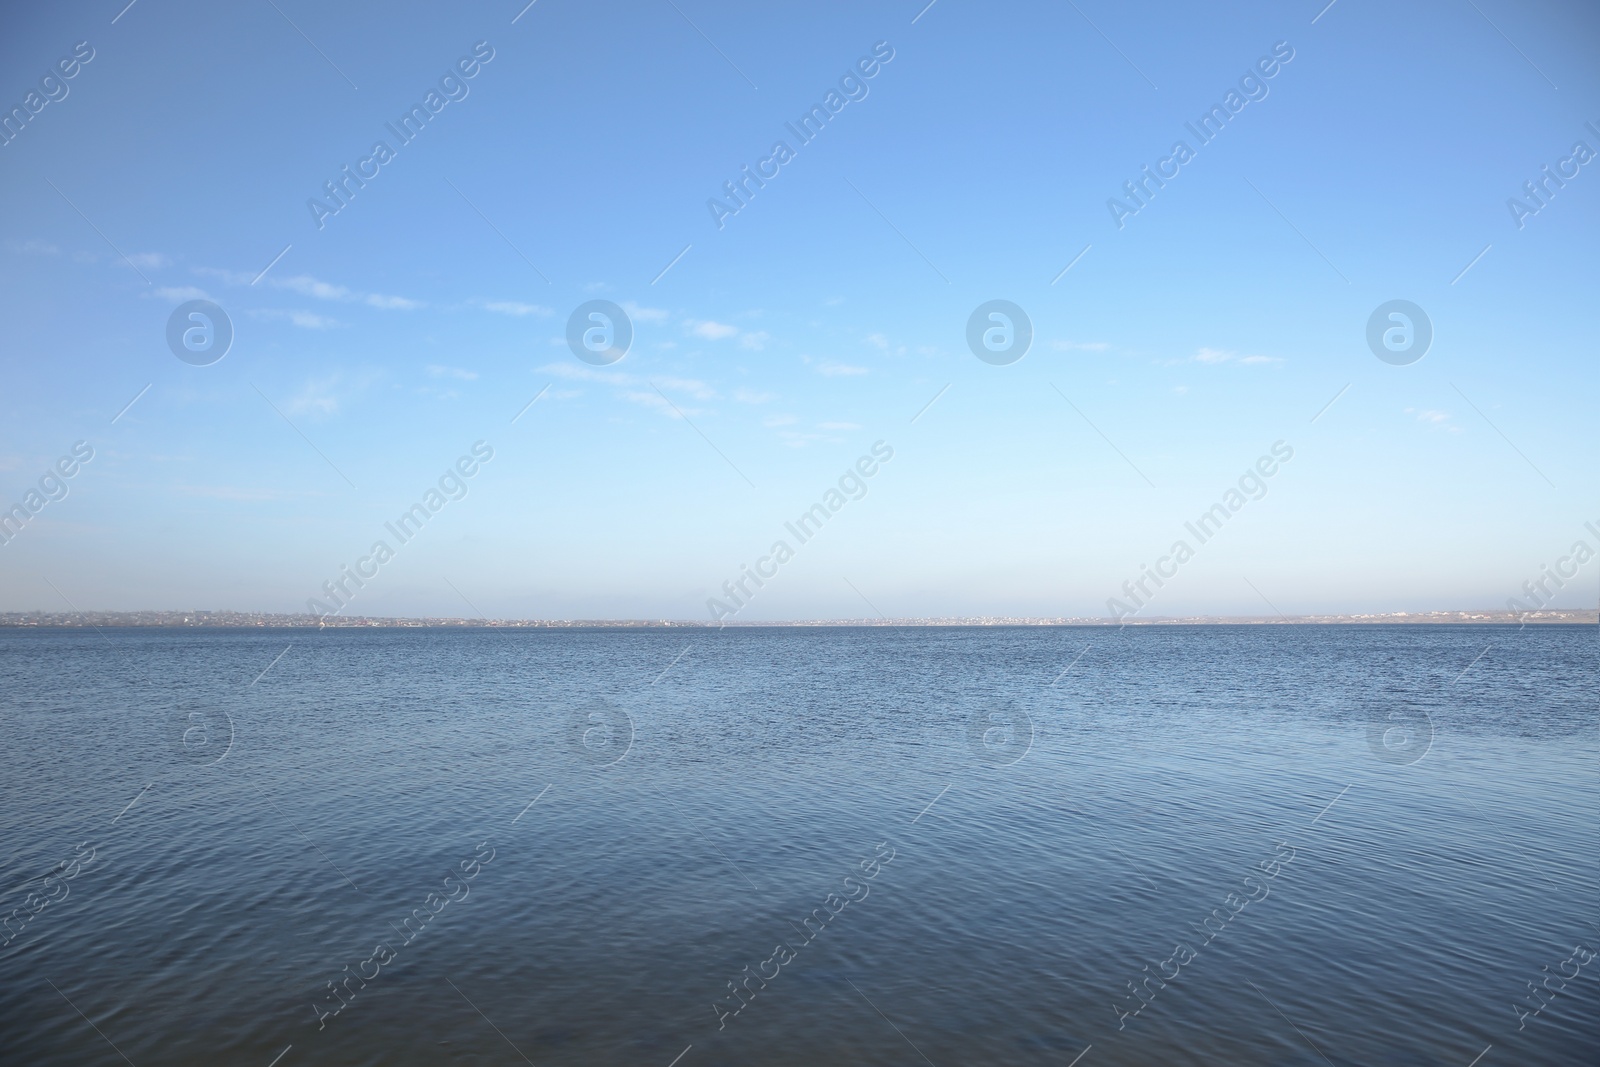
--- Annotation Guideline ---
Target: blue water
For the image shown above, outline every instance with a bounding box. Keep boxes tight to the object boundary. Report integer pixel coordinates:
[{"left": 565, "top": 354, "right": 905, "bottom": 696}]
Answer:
[{"left": 1, "top": 625, "right": 1595, "bottom": 1065}]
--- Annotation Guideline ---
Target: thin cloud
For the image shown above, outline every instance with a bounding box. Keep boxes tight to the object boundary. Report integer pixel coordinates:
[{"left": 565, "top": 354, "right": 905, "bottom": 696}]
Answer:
[
  {"left": 623, "top": 301, "right": 670, "bottom": 323},
  {"left": 689, "top": 320, "right": 739, "bottom": 340},
  {"left": 193, "top": 266, "right": 254, "bottom": 285},
  {"left": 275, "top": 274, "right": 353, "bottom": 301},
  {"left": 428, "top": 365, "right": 478, "bottom": 381},
  {"left": 538, "top": 362, "right": 714, "bottom": 401},
  {"left": 247, "top": 308, "right": 342, "bottom": 329},
  {"left": 655, "top": 375, "right": 716, "bottom": 400},
  {"left": 1405, "top": 407, "right": 1458, "bottom": 431},
  {"left": 149, "top": 286, "right": 210, "bottom": 301},
  {"left": 194, "top": 267, "right": 420, "bottom": 310},
  {"left": 771, "top": 427, "right": 850, "bottom": 448},
  {"left": 816, "top": 362, "right": 868, "bottom": 377},
  {"left": 478, "top": 300, "right": 553, "bottom": 316},
  {"left": 1191, "top": 347, "right": 1281, "bottom": 365},
  {"left": 287, "top": 376, "right": 343, "bottom": 417},
  {"left": 542, "top": 362, "right": 634, "bottom": 385},
  {"left": 171, "top": 485, "right": 292, "bottom": 501},
  {"left": 365, "top": 293, "right": 422, "bottom": 310},
  {"left": 294, "top": 311, "right": 340, "bottom": 329},
  {"left": 620, "top": 390, "right": 705, "bottom": 418},
  {"left": 122, "top": 252, "right": 169, "bottom": 270}
]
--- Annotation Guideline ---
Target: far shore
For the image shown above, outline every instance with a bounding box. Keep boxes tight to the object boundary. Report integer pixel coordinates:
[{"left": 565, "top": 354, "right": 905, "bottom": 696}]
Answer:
[{"left": 0, "top": 609, "right": 1592, "bottom": 629}]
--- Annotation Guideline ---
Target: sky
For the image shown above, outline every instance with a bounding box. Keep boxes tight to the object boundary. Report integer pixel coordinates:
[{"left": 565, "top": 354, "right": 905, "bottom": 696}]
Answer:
[{"left": 1, "top": 0, "right": 1596, "bottom": 622}]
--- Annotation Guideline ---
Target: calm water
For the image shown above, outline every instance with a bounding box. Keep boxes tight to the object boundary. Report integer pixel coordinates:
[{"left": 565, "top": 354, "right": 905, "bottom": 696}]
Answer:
[{"left": 1, "top": 625, "right": 1595, "bottom": 1066}]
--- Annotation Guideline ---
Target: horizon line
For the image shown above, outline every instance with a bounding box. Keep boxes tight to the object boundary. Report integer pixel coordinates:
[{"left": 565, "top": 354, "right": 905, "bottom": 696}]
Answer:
[{"left": 0, "top": 608, "right": 1593, "bottom": 629}]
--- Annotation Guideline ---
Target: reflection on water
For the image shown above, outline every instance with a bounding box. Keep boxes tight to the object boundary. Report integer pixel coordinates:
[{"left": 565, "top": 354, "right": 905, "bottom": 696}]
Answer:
[{"left": 1, "top": 625, "right": 1595, "bottom": 1065}]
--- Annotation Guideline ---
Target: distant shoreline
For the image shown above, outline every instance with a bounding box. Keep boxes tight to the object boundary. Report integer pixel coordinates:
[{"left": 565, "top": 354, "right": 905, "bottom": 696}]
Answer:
[{"left": 0, "top": 609, "right": 1592, "bottom": 629}]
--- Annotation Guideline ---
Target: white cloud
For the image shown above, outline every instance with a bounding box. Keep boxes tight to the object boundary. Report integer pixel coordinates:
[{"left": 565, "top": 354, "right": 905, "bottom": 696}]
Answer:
[
  {"left": 428, "top": 365, "right": 479, "bottom": 381},
  {"left": 193, "top": 266, "right": 253, "bottom": 285},
  {"left": 286, "top": 311, "right": 341, "bottom": 329},
  {"left": 623, "top": 301, "right": 670, "bottom": 323},
  {"left": 816, "top": 362, "right": 868, "bottom": 377},
  {"left": 538, "top": 363, "right": 714, "bottom": 401},
  {"left": 865, "top": 333, "right": 890, "bottom": 349},
  {"left": 770, "top": 426, "right": 849, "bottom": 448},
  {"left": 620, "top": 390, "right": 669, "bottom": 410},
  {"left": 150, "top": 286, "right": 210, "bottom": 301},
  {"left": 764, "top": 414, "right": 798, "bottom": 427},
  {"left": 620, "top": 390, "right": 705, "bottom": 418},
  {"left": 541, "top": 362, "right": 633, "bottom": 385},
  {"left": 123, "top": 252, "right": 169, "bottom": 270},
  {"left": 739, "top": 330, "right": 771, "bottom": 351},
  {"left": 172, "top": 485, "right": 291, "bottom": 501},
  {"left": 364, "top": 293, "right": 422, "bottom": 310},
  {"left": 689, "top": 320, "right": 739, "bottom": 340},
  {"left": 655, "top": 375, "right": 716, "bottom": 400},
  {"left": 8, "top": 240, "right": 61, "bottom": 257},
  {"left": 275, "top": 274, "right": 353, "bottom": 301},
  {"left": 1051, "top": 340, "right": 1111, "bottom": 352},
  {"left": 247, "top": 308, "right": 342, "bottom": 329},
  {"left": 478, "top": 300, "right": 552, "bottom": 317},
  {"left": 1192, "top": 347, "right": 1280, "bottom": 365},
  {"left": 734, "top": 388, "right": 775, "bottom": 404},
  {"left": 196, "top": 268, "right": 421, "bottom": 310},
  {"left": 287, "top": 376, "right": 342, "bottom": 417},
  {"left": 1405, "top": 407, "right": 1454, "bottom": 426},
  {"left": 819, "top": 422, "right": 860, "bottom": 430}
]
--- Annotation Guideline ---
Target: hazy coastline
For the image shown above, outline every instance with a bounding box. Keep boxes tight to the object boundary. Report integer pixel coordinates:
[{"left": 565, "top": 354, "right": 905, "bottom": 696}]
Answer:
[{"left": 1, "top": 609, "right": 1591, "bottom": 628}]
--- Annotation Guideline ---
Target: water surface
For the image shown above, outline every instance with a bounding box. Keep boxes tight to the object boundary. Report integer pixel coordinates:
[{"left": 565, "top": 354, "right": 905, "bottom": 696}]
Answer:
[{"left": 1, "top": 625, "right": 1595, "bottom": 1065}]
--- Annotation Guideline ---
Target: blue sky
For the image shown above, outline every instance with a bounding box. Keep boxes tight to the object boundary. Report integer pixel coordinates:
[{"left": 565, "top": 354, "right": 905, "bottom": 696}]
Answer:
[{"left": 1, "top": 0, "right": 1596, "bottom": 621}]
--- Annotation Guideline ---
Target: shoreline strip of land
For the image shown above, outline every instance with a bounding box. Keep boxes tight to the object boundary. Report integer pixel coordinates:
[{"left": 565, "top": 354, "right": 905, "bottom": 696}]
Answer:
[{"left": 0, "top": 609, "right": 1592, "bottom": 629}]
